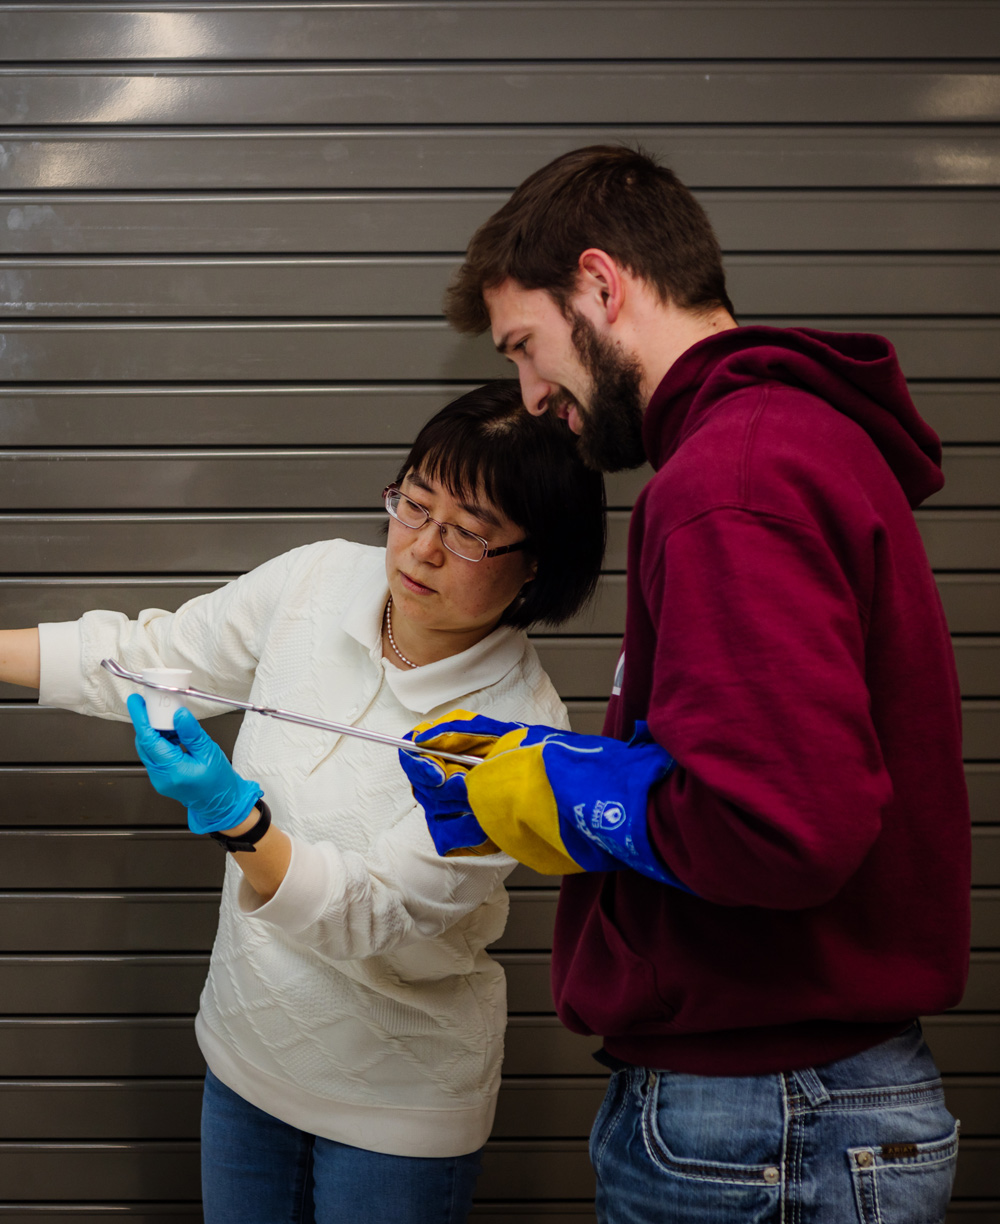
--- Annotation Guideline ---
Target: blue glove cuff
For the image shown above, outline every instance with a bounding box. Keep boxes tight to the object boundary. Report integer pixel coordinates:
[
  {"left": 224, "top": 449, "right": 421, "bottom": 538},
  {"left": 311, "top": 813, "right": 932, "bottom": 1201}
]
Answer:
[
  {"left": 187, "top": 780, "right": 264, "bottom": 837},
  {"left": 538, "top": 722, "right": 690, "bottom": 890}
]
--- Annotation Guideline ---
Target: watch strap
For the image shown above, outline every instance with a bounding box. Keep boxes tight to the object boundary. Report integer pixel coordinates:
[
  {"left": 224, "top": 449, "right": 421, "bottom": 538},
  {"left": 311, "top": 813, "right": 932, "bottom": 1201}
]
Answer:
[{"left": 209, "top": 800, "right": 271, "bottom": 853}]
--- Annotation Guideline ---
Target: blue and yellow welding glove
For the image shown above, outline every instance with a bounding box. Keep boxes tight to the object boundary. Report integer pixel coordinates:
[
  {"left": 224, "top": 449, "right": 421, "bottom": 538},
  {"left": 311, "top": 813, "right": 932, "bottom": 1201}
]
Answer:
[
  {"left": 127, "top": 693, "right": 263, "bottom": 836},
  {"left": 399, "top": 710, "right": 689, "bottom": 888}
]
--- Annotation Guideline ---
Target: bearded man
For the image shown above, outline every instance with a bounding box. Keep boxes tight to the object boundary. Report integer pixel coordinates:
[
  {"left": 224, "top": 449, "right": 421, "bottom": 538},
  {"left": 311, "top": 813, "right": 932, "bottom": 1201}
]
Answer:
[{"left": 400, "top": 145, "right": 969, "bottom": 1224}]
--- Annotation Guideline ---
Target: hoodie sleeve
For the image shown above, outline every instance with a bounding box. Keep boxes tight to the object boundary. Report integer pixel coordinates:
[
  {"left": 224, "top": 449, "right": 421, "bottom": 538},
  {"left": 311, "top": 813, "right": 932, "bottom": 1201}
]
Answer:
[{"left": 643, "top": 505, "right": 892, "bottom": 909}]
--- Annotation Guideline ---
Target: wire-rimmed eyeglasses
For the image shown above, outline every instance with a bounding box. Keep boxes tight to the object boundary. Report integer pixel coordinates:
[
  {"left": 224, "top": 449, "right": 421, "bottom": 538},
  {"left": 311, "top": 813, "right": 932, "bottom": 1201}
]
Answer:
[{"left": 382, "top": 484, "right": 528, "bottom": 563}]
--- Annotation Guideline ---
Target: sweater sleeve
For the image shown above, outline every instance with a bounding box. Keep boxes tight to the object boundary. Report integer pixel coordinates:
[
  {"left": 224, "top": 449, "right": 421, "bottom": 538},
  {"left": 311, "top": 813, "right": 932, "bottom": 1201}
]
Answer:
[
  {"left": 643, "top": 506, "right": 891, "bottom": 909},
  {"left": 36, "top": 548, "right": 307, "bottom": 720},
  {"left": 236, "top": 805, "right": 514, "bottom": 960},
  {"left": 235, "top": 657, "right": 565, "bottom": 959}
]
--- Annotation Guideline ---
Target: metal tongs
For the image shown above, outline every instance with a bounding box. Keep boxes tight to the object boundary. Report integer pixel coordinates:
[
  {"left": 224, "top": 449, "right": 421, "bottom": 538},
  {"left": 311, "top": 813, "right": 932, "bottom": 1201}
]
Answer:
[{"left": 100, "top": 657, "right": 482, "bottom": 768}]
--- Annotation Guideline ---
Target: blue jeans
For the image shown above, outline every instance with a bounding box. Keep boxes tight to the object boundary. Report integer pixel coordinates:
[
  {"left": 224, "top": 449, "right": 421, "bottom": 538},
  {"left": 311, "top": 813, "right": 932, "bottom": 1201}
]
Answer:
[
  {"left": 200, "top": 1067, "right": 483, "bottom": 1224},
  {"left": 590, "top": 1024, "right": 959, "bottom": 1224}
]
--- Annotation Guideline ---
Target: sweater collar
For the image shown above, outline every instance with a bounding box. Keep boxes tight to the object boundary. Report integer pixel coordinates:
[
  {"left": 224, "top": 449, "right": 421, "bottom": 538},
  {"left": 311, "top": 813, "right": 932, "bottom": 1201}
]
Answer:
[{"left": 338, "top": 552, "right": 528, "bottom": 715}]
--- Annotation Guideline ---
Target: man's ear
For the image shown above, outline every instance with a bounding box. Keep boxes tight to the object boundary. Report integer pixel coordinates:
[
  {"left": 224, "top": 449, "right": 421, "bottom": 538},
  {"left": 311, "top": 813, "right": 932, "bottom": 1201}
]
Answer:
[{"left": 576, "top": 249, "right": 625, "bottom": 324}]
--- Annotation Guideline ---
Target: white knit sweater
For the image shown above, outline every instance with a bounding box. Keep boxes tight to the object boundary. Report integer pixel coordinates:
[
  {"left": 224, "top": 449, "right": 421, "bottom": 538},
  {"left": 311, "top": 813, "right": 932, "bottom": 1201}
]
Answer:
[{"left": 37, "top": 540, "right": 569, "bottom": 1157}]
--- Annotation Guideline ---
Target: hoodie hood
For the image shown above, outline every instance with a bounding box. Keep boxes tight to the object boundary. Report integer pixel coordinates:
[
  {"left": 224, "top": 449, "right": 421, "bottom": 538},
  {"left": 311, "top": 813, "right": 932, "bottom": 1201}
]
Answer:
[{"left": 643, "top": 326, "right": 943, "bottom": 509}]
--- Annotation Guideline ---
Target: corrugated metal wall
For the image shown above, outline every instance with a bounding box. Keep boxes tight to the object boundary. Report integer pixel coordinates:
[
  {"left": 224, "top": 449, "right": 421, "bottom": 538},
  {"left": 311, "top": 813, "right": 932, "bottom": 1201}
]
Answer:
[{"left": 0, "top": 2, "right": 996, "bottom": 1219}]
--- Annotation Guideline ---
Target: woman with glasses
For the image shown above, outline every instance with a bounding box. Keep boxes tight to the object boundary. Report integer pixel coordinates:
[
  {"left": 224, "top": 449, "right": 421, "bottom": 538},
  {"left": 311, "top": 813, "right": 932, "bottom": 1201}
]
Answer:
[{"left": 0, "top": 381, "right": 605, "bottom": 1224}]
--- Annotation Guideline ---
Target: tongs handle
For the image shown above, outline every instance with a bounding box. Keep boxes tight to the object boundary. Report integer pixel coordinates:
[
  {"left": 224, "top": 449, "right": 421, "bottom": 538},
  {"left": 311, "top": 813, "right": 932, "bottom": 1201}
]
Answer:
[{"left": 100, "top": 658, "right": 483, "bottom": 769}]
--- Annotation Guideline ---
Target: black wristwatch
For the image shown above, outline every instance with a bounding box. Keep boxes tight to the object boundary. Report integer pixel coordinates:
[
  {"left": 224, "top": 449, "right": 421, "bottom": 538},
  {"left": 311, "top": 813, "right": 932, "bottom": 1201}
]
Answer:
[{"left": 210, "top": 800, "right": 272, "bottom": 853}]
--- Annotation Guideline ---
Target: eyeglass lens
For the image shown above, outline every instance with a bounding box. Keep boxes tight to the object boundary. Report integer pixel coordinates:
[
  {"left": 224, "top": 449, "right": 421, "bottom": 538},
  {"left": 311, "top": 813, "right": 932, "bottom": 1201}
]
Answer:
[{"left": 385, "top": 490, "right": 487, "bottom": 561}]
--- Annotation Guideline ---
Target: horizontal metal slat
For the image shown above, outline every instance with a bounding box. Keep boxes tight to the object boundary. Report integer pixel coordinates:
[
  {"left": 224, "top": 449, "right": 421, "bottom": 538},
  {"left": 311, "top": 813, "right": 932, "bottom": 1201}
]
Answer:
[
  {"left": 0, "top": 1077, "right": 612, "bottom": 1142},
  {"left": 2, "top": 573, "right": 998, "bottom": 640},
  {"left": 4, "top": 192, "right": 999, "bottom": 256},
  {"left": 0, "top": 1137, "right": 989, "bottom": 1204},
  {"left": 0, "top": 1016, "right": 601, "bottom": 1081},
  {"left": 514, "top": 638, "right": 996, "bottom": 701},
  {"left": 0, "top": 1208, "right": 203, "bottom": 1222},
  {"left": 0, "top": 510, "right": 633, "bottom": 573},
  {"left": 954, "top": 953, "right": 1000, "bottom": 1012},
  {"left": 592, "top": 697, "right": 998, "bottom": 753},
  {"left": 0, "top": 446, "right": 990, "bottom": 512},
  {"left": 0, "top": 895, "right": 221, "bottom": 953},
  {"left": 0, "top": 319, "right": 996, "bottom": 382},
  {"left": 0, "top": 1074, "right": 992, "bottom": 1143},
  {"left": 564, "top": 699, "right": 1000, "bottom": 754},
  {"left": 1, "top": 128, "right": 997, "bottom": 191},
  {"left": 0, "top": 707, "right": 242, "bottom": 765},
  {"left": 0, "top": 952, "right": 994, "bottom": 1017},
  {"left": 0, "top": 1141, "right": 200, "bottom": 1201},
  {"left": 0, "top": 1019, "right": 203, "bottom": 1078},
  {"left": 918, "top": 513, "right": 1000, "bottom": 570},
  {"left": 0, "top": 698, "right": 995, "bottom": 775},
  {"left": 3, "top": 63, "right": 999, "bottom": 126},
  {"left": 953, "top": 1143, "right": 1000, "bottom": 1199},
  {"left": 0, "top": 1081, "right": 203, "bottom": 1141},
  {"left": 929, "top": 450, "right": 1000, "bottom": 509},
  {"left": 0, "top": 762, "right": 993, "bottom": 835},
  {"left": 0, "top": 573, "right": 633, "bottom": 643},
  {"left": 0, "top": 822, "right": 995, "bottom": 892},
  {"left": 943, "top": 1078, "right": 1000, "bottom": 1135},
  {"left": 0, "top": 4, "right": 995, "bottom": 60},
  {"left": 0, "top": 319, "right": 510, "bottom": 382},
  {"left": 0, "top": 952, "right": 554, "bottom": 1014},
  {"left": 914, "top": 387, "right": 1000, "bottom": 447},
  {"left": 0, "top": 512, "right": 399, "bottom": 574},
  {"left": 954, "top": 644, "right": 1000, "bottom": 698},
  {"left": 0, "top": 383, "right": 996, "bottom": 448},
  {"left": 974, "top": 835, "right": 1000, "bottom": 888},
  {"left": 923, "top": 1014, "right": 1000, "bottom": 1074},
  {"left": 0, "top": 385, "right": 479, "bottom": 446},
  {"left": 0, "top": 956, "right": 208, "bottom": 1015},
  {"left": 0, "top": 449, "right": 645, "bottom": 512},
  {"left": 0, "top": 885, "right": 994, "bottom": 953},
  {"left": 0, "top": 698, "right": 995, "bottom": 767},
  {"left": 6, "top": 254, "right": 999, "bottom": 319},
  {"left": 0, "top": 1014, "right": 989, "bottom": 1083},
  {"left": 1, "top": 881, "right": 988, "bottom": 954},
  {"left": 967, "top": 767, "right": 1000, "bottom": 822},
  {"left": 938, "top": 576, "right": 1000, "bottom": 633},
  {"left": 971, "top": 891, "right": 1000, "bottom": 946},
  {"left": 0, "top": 832, "right": 224, "bottom": 888}
]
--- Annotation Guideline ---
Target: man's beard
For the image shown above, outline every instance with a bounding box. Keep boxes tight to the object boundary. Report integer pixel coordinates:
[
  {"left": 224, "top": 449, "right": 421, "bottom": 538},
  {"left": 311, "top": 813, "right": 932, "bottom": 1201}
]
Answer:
[{"left": 558, "top": 310, "right": 647, "bottom": 473}]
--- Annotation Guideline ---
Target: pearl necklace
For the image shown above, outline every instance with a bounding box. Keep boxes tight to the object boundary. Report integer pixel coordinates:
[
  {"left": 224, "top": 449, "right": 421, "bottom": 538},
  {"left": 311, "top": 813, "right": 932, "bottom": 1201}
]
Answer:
[{"left": 384, "top": 598, "right": 418, "bottom": 669}]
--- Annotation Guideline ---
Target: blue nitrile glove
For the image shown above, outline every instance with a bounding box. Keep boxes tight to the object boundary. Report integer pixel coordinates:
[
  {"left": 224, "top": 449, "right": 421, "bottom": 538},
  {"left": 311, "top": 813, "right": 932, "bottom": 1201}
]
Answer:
[
  {"left": 399, "top": 710, "right": 689, "bottom": 888},
  {"left": 127, "top": 693, "right": 263, "bottom": 836}
]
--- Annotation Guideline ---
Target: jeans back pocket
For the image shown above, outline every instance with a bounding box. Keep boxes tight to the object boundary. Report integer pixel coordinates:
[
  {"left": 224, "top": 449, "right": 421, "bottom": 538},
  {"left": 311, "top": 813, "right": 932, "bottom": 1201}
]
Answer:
[{"left": 849, "top": 1121, "right": 960, "bottom": 1224}]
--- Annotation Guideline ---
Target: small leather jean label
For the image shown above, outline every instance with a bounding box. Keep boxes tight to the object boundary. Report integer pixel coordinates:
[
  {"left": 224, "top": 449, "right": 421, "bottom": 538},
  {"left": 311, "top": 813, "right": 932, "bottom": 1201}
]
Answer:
[{"left": 880, "top": 1143, "right": 919, "bottom": 1160}]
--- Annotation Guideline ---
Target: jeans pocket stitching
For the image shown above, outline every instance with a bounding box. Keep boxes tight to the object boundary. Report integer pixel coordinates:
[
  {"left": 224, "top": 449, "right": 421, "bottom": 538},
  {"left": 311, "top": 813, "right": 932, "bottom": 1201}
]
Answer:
[
  {"left": 827, "top": 1079, "right": 945, "bottom": 1111},
  {"left": 848, "top": 1122, "right": 960, "bottom": 1170},
  {"left": 848, "top": 1123, "right": 960, "bottom": 1224},
  {"left": 639, "top": 1071, "right": 780, "bottom": 1187},
  {"left": 591, "top": 1070, "right": 632, "bottom": 1177}
]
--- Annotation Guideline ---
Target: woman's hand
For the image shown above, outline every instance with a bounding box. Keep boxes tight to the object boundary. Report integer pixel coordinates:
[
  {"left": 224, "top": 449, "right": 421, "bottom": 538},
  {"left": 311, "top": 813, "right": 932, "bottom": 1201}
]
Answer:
[{"left": 127, "top": 693, "right": 263, "bottom": 834}]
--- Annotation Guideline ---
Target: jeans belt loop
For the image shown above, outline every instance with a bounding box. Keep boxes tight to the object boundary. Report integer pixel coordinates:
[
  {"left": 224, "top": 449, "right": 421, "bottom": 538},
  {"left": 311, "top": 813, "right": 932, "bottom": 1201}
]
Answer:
[{"left": 791, "top": 1067, "right": 832, "bottom": 1107}]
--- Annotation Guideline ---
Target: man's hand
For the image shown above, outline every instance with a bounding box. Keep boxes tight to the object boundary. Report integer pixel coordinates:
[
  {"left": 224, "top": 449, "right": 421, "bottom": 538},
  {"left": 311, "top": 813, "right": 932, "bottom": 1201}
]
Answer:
[
  {"left": 400, "top": 710, "right": 689, "bottom": 887},
  {"left": 128, "top": 693, "right": 263, "bottom": 835}
]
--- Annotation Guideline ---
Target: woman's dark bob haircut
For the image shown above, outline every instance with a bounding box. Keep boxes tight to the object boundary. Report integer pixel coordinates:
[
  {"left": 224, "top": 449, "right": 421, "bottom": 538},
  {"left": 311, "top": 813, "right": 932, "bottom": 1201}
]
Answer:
[{"left": 394, "top": 381, "right": 606, "bottom": 630}]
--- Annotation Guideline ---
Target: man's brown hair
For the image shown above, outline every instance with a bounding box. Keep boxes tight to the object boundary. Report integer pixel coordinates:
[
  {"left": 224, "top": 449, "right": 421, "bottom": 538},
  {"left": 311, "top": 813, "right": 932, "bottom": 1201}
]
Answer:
[{"left": 445, "top": 144, "right": 734, "bottom": 334}]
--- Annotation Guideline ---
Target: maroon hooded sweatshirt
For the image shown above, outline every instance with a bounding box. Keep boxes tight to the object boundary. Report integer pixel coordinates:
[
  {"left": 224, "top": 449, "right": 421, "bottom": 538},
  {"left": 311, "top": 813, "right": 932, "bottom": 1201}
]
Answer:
[{"left": 551, "top": 326, "right": 970, "bottom": 1075}]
